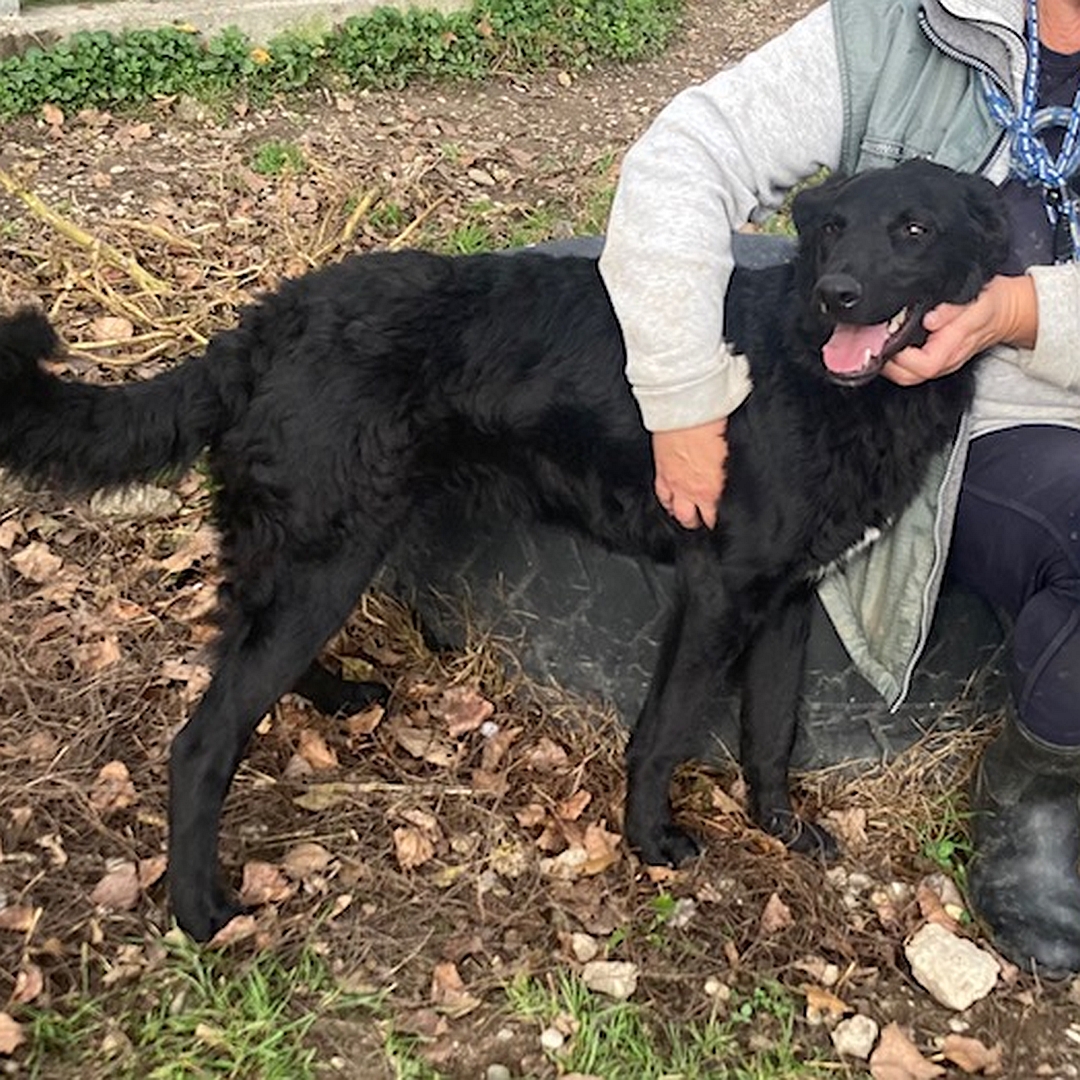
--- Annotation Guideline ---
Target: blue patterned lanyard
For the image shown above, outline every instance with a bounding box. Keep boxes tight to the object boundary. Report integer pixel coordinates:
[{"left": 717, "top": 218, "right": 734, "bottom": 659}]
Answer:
[{"left": 981, "top": 0, "right": 1080, "bottom": 262}]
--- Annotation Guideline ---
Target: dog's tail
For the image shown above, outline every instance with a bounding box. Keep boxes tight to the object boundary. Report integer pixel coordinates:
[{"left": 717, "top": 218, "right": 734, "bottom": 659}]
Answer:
[{"left": 0, "top": 308, "right": 239, "bottom": 492}]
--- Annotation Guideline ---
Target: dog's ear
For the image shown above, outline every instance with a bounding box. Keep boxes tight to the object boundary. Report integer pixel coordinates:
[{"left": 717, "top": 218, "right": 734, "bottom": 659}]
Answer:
[
  {"left": 961, "top": 173, "right": 1012, "bottom": 279},
  {"left": 790, "top": 173, "right": 850, "bottom": 237}
]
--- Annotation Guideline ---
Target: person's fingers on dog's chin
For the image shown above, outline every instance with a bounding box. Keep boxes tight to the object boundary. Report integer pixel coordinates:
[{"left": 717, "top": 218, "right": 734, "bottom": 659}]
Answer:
[{"left": 881, "top": 354, "right": 928, "bottom": 387}]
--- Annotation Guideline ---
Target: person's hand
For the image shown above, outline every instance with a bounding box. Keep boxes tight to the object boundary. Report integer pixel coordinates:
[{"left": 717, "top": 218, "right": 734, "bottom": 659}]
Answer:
[
  {"left": 882, "top": 274, "right": 1037, "bottom": 386},
  {"left": 652, "top": 418, "right": 728, "bottom": 529}
]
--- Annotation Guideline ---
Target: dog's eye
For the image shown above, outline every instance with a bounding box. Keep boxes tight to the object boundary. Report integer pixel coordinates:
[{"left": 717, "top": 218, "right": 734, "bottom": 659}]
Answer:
[
  {"left": 904, "top": 220, "right": 932, "bottom": 238},
  {"left": 820, "top": 219, "right": 842, "bottom": 237}
]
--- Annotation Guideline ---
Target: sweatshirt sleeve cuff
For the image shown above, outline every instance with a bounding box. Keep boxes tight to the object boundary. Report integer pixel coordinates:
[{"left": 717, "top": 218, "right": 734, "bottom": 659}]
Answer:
[
  {"left": 630, "top": 348, "right": 753, "bottom": 432},
  {"left": 1019, "top": 265, "right": 1080, "bottom": 392}
]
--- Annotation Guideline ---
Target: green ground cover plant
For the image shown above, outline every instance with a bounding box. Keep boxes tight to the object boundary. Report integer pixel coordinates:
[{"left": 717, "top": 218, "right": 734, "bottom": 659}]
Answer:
[{"left": 0, "top": 0, "right": 681, "bottom": 117}]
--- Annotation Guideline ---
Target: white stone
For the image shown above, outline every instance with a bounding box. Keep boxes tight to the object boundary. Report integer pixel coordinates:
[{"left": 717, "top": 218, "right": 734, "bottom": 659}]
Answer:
[
  {"left": 539, "top": 1028, "right": 564, "bottom": 1052},
  {"left": 831, "top": 1014, "right": 879, "bottom": 1060},
  {"left": 581, "top": 960, "right": 639, "bottom": 1001},
  {"left": 570, "top": 932, "right": 599, "bottom": 963},
  {"left": 905, "top": 923, "right": 999, "bottom": 1010}
]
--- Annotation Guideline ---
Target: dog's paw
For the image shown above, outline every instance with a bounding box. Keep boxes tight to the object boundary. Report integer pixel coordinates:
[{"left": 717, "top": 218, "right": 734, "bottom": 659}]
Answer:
[
  {"left": 630, "top": 822, "right": 703, "bottom": 868},
  {"left": 759, "top": 810, "right": 839, "bottom": 862},
  {"left": 171, "top": 881, "right": 245, "bottom": 943},
  {"left": 331, "top": 680, "right": 389, "bottom": 716}
]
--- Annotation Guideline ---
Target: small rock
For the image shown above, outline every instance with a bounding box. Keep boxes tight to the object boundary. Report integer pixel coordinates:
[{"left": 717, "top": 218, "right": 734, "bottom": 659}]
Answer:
[
  {"left": 570, "top": 932, "right": 599, "bottom": 963},
  {"left": 581, "top": 959, "right": 639, "bottom": 1001},
  {"left": 704, "top": 977, "right": 732, "bottom": 1001},
  {"left": 486, "top": 1065, "right": 512, "bottom": 1080},
  {"left": 905, "top": 923, "right": 999, "bottom": 1010},
  {"left": 831, "top": 1014, "right": 879, "bottom": 1060},
  {"left": 539, "top": 1027, "right": 564, "bottom": 1052}
]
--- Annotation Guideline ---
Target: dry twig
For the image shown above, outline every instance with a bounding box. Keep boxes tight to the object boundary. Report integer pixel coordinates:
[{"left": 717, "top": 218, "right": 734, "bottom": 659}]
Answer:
[{"left": 0, "top": 167, "right": 170, "bottom": 297}]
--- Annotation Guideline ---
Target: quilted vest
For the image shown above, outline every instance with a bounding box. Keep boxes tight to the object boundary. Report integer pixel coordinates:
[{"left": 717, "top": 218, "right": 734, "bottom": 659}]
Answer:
[{"left": 832, "top": 0, "right": 1020, "bottom": 177}]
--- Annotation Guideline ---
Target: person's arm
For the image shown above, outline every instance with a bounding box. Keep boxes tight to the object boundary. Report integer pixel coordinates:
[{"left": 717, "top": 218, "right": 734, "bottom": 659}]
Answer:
[{"left": 599, "top": 5, "right": 844, "bottom": 527}]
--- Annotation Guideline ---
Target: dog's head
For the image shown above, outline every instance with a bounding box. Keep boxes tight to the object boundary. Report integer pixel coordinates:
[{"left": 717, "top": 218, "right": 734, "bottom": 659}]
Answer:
[{"left": 790, "top": 160, "right": 1011, "bottom": 385}]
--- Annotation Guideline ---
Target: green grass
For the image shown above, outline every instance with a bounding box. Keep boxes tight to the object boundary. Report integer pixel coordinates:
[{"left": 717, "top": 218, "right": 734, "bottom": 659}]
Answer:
[
  {"left": 23, "top": 936, "right": 382, "bottom": 1079},
  {"left": 250, "top": 139, "right": 307, "bottom": 176},
  {"left": 0, "top": 0, "right": 683, "bottom": 118},
  {"left": 918, "top": 794, "right": 975, "bottom": 894},
  {"left": 505, "top": 972, "right": 835, "bottom": 1079}
]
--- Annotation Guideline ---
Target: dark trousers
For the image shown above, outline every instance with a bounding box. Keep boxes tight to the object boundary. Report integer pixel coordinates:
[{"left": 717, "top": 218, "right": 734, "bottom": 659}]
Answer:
[{"left": 948, "top": 425, "right": 1080, "bottom": 746}]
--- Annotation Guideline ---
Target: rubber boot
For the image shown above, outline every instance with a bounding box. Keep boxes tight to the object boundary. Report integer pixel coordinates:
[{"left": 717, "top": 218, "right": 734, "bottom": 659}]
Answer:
[{"left": 968, "top": 716, "right": 1080, "bottom": 977}]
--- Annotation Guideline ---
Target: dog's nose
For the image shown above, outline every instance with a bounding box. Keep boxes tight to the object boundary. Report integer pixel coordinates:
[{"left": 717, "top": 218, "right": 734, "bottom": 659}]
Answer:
[{"left": 814, "top": 273, "right": 863, "bottom": 314}]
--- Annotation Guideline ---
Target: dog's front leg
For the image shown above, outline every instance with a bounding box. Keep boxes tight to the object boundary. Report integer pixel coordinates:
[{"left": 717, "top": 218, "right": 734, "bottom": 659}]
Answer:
[
  {"left": 624, "top": 547, "right": 746, "bottom": 867},
  {"left": 739, "top": 589, "right": 837, "bottom": 860}
]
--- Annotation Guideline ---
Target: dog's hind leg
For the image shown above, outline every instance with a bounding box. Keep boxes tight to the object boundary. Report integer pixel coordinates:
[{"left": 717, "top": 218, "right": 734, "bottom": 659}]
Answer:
[
  {"left": 293, "top": 660, "right": 389, "bottom": 716},
  {"left": 739, "top": 590, "right": 837, "bottom": 859},
  {"left": 167, "top": 543, "right": 384, "bottom": 941}
]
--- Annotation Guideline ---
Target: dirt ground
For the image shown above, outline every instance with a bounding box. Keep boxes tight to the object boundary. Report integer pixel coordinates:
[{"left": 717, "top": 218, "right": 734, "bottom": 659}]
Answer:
[{"left": 2, "top": 0, "right": 1080, "bottom": 1076}]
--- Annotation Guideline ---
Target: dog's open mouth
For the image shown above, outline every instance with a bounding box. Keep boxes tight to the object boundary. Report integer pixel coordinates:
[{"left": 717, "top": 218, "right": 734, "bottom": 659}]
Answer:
[{"left": 822, "top": 304, "right": 926, "bottom": 385}]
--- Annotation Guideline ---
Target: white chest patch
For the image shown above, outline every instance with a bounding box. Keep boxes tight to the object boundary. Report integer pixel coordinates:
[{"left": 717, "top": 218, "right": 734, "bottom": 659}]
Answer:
[{"left": 809, "top": 525, "right": 885, "bottom": 583}]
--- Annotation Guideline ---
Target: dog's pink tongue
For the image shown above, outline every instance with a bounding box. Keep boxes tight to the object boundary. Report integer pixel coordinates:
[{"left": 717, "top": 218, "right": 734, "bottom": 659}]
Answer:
[{"left": 822, "top": 322, "right": 890, "bottom": 374}]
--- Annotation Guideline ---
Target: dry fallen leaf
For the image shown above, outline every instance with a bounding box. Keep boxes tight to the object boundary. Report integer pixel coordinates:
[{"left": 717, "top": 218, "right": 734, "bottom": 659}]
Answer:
[
  {"left": 239, "top": 861, "right": 294, "bottom": 906},
  {"left": 524, "top": 737, "right": 569, "bottom": 771},
  {"left": 710, "top": 784, "right": 744, "bottom": 816},
  {"left": 344, "top": 703, "right": 385, "bottom": 738},
  {"left": 430, "top": 685, "right": 494, "bottom": 737},
  {"left": 89, "top": 761, "right": 138, "bottom": 815},
  {"left": 159, "top": 525, "right": 218, "bottom": 574},
  {"left": 11, "top": 964, "right": 44, "bottom": 1006},
  {"left": 41, "top": 103, "right": 64, "bottom": 128},
  {"left": 480, "top": 724, "right": 520, "bottom": 771},
  {"left": 0, "top": 520, "right": 23, "bottom": 550},
  {"left": 556, "top": 789, "right": 592, "bottom": 821},
  {"left": 917, "top": 873, "right": 967, "bottom": 927},
  {"left": 10, "top": 541, "right": 63, "bottom": 583},
  {"left": 470, "top": 767, "right": 508, "bottom": 796},
  {"left": 802, "top": 983, "right": 852, "bottom": 1022},
  {"left": 759, "top": 892, "right": 794, "bottom": 936},
  {"left": 394, "top": 826, "right": 436, "bottom": 870},
  {"left": 515, "top": 803, "right": 548, "bottom": 829},
  {"left": 138, "top": 856, "right": 168, "bottom": 889},
  {"left": 581, "top": 821, "right": 622, "bottom": 875},
  {"left": 391, "top": 722, "right": 460, "bottom": 768},
  {"left": 941, "top": 1034, "right": 1004, "bottom": 1075},
  {"left": 282, "top": 842, "right": 334, "bottom": 880},
  {"left": 869, "top": 1023, "right": 946, "bottom": 1080},
  {"left": 159, "top": 658, "right": 213, "bottom": 698},
  {"left": 90, "top": 315, "right": 135, "bottom": 342},
  {"left": 297, "top": 728, "right": 339, "bottom": 772},
  {"left": 208, "top": 914, "right": 258, "bottom": 948},
  {"left": 91, "top": 862, "right": 140, "bottom": 911},
  {"left": 0, "top": 1013, "right": 25, "bottom": 1055},
  {"left": 430, "top": 960, "right": 482, "bottom": 1017},
  {"left": 824, "top": 806, "right": 869, "bottom": 850},
  {"left": 539, "top": 845, "right": 588, "bottom": 880},
  {"left": 0, "top": 906, "right": 41, "bottom": 933}
]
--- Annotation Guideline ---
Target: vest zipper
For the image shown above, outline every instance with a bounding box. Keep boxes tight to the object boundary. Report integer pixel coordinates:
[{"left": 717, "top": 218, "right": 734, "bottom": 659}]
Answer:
[{"left": 916, "top": 8, "right": 1010, "bottom": 174}]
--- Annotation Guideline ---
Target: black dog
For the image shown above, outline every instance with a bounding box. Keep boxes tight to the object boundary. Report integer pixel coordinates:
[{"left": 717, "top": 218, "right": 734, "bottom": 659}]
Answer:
[{"left": 0, "top": 160, "right": 1009, "bottom": 941}]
